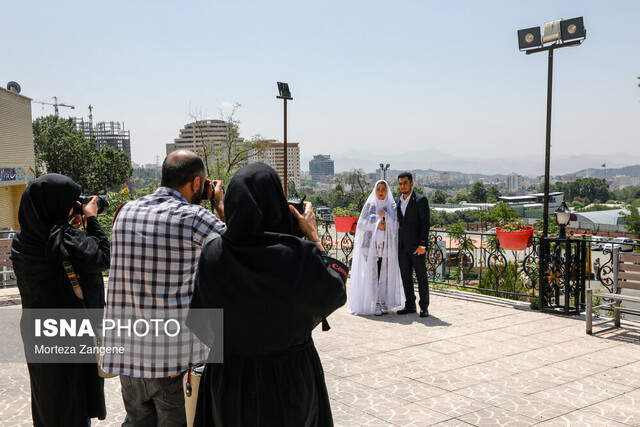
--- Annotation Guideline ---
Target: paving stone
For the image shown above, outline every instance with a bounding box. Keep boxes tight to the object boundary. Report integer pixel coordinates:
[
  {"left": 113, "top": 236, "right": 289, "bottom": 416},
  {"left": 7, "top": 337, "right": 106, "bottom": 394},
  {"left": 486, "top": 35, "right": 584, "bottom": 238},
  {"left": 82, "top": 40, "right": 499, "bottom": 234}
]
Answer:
[
  {"left": 431, "top": 419, "right": 475, "bottom": 427},
  {"left": 374, "top": 402, "right": 452, "bottom": 426},
  {"left": 453, "top": 382, "right": 527, "bottom": 406},
  {"left": 414, "top": 371, "right": 483, "bottom": 392},
  {"left": 591, "top": 366, "right": 640, "bottom": 388},
  {"left": 416, "top": 391, "right": 491, "bottom": 417},
  {"left": 457, "top": 406, "right": 539, "bottom": 426},
  {"left": 581, "top": 389, "right": 640, "bottom": 425},
  {"left": 537, "top": 411, "right": 628, "bottom": 426},
  {"left": 530, "top": 382, "right": 614, "bottom": 409},
  {"left": 496, "top": 395, "right": 574, "bottom": 421},
  {"left": 381, "top": 378, "right": 446, "bottom": 402},
  {"left": 331, "top": 401, "right": 390, "bottom": 427}
]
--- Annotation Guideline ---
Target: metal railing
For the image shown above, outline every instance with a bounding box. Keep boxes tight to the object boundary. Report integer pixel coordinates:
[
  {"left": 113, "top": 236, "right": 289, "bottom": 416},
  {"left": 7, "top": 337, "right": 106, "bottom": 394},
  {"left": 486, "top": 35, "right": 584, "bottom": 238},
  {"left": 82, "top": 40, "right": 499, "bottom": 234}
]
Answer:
[
  {"left": 317, "top": 221, "right": 540, "bottom": 302},
  {"left": 317, "top": 221, "right": 635, "bottom": 309}
]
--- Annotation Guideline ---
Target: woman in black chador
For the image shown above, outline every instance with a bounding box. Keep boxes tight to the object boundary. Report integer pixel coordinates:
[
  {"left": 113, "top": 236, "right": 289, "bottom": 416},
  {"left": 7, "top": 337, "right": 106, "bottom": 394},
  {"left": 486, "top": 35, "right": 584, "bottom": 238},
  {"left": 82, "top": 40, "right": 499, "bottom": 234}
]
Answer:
[
  {"left": 188, "top": 163, "right": 347, "bottom": 427},
  {"left": 11, "top": 174, "right": 110, "bottom": 426}
]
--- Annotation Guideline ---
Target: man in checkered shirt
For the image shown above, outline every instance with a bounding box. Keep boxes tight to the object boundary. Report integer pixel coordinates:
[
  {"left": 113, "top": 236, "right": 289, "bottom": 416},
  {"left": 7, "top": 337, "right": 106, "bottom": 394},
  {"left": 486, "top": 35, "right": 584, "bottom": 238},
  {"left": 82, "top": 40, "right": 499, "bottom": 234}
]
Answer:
[{"left": 102, "top": 150, "right": 226, "bottom": 426}]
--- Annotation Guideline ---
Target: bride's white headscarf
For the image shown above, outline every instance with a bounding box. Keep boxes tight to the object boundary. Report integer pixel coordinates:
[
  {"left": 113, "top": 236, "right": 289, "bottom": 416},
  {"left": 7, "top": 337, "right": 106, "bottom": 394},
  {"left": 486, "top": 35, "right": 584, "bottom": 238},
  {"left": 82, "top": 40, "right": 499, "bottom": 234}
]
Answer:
[{"left": 348, "top": 180, "right": 404, "bottom": 315}]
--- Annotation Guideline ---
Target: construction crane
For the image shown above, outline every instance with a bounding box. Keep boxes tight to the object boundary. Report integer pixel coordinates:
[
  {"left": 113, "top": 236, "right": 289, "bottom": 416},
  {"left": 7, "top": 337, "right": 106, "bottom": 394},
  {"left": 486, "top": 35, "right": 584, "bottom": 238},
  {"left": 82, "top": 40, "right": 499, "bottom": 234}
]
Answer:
[{"left": 32, "top": 96, "right": 75, "bottom": 116}]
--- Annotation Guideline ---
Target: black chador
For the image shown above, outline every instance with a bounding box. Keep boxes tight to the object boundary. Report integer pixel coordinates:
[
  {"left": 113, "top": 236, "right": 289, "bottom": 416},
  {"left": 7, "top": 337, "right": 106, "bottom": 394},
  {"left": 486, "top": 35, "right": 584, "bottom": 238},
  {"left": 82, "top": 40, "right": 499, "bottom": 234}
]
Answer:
[
  {"left": 188, "top": 163, "right": 347, "bottom": 427},
  {"left": 11, "top": 174, "right": 109, "bottom": 426}
]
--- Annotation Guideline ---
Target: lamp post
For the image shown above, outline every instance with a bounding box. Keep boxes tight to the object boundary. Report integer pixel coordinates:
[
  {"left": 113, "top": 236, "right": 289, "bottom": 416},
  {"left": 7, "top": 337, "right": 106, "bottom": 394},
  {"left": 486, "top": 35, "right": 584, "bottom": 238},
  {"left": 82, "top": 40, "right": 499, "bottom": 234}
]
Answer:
[
  {"left": 379, "top": 163, "right": 391, "bottom": 182},
  {"left": 554, "top": 201, "right": 574, "bottom": 240},
  {"left": 518, "top": 17, "right": 586, "bottom": 308},
  {"left": 276, "top": 82, "right": 293, "bottom": 196},
  {"left": 518, "top": 17, "right": 585, "bottom": 238}
]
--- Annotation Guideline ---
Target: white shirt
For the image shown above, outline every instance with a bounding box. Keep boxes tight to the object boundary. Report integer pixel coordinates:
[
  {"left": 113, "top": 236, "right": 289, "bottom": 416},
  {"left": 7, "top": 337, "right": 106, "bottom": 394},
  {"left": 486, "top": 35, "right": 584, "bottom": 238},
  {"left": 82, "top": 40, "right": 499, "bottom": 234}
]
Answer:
[{"left": 400, "top": 191, "right": 413, "bottom": 216}]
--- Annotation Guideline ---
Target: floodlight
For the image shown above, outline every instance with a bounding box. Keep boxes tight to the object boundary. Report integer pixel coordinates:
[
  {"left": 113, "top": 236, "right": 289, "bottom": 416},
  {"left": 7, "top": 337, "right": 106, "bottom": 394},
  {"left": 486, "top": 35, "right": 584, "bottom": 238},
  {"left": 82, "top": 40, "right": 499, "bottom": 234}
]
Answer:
[
  {"left": 277, "top": 82, "right": 291, "bottom": 99},
  {"left": 517, "top": 26, "right": 542, "bottom": 50},
  {"left": 560, "top": 17, "right": 585, "bottom": 41}
]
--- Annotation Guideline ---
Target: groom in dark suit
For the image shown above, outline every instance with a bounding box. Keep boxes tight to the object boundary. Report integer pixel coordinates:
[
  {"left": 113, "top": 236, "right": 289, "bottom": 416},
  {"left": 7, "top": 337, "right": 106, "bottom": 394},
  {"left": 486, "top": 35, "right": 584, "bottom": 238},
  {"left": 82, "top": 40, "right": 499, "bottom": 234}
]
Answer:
[{"left": 396, "top": 172, "right": 431, "bottom": 317}]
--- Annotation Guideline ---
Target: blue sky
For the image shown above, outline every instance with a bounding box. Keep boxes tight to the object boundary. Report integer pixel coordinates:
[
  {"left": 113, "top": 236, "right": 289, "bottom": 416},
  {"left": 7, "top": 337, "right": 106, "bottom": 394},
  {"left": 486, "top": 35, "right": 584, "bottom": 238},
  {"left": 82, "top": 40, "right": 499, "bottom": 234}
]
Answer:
[{"left": 3, "top": 1, "right": 639, "bottom": 172}]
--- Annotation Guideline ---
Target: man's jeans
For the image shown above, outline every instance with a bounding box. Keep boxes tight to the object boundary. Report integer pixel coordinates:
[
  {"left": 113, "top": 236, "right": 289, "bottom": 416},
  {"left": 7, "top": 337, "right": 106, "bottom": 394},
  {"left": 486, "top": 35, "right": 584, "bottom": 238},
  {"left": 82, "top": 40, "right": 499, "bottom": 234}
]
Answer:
[{"left": 120, "top": 372, "right": 186, "bottom": 427}]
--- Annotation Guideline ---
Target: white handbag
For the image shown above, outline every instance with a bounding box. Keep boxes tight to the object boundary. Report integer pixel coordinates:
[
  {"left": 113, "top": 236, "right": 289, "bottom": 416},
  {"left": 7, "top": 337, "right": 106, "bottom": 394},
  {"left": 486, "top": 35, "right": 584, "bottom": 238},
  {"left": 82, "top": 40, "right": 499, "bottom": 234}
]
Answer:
[{"left": 183, "top": 335, "right": 204, "bottom": 427}]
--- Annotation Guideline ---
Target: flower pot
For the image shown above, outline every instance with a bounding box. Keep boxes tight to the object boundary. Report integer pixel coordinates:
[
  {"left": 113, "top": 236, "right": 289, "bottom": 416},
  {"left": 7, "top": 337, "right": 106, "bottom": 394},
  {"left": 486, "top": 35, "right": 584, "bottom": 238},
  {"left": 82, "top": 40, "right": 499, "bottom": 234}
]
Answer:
[
  {"left": 334, "top": 216, "right": 358, "bottom": 233},
  {"left": 496, "top": 226, "right": 534, "bottom": 250}
]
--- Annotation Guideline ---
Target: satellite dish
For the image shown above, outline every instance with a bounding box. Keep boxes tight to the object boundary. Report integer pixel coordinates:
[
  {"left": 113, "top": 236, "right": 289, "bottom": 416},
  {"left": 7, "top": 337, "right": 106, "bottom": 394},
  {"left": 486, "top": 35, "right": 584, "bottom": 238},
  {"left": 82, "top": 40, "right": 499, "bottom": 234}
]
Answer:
[{"left": 6, "top": 81, "right": 21, "bottom": 94}]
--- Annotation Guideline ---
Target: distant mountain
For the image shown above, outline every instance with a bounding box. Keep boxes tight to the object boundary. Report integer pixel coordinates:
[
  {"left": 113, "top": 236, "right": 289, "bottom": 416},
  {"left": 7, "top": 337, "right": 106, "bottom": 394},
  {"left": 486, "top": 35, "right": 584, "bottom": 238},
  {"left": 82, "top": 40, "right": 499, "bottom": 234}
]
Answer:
[
  {"left": 569, "top": 165, "right": 640, "bottom": 179},
  {"left": 301, "top": 149, "right": 640, "bottom": 177}
]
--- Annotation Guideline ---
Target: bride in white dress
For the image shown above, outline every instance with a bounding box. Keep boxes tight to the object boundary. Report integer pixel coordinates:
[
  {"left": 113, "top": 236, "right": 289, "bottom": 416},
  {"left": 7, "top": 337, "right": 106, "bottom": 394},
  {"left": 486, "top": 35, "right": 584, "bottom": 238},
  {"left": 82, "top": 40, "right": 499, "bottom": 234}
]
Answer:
[{"left": 348, "top": 180, "right": 404, "bottom": 316}]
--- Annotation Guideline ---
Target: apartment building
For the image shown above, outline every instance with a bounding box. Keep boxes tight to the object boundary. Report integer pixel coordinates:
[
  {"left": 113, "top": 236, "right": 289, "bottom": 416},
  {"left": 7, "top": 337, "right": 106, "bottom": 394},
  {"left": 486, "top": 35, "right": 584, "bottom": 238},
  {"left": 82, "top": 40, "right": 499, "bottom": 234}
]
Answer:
[
  {"left": 166, "top": 119, "right": 244, "bottom": 155},
  {"left": 249, "top": 140, "right": 300, "bottom": 189},
  {"left": 0, "top": 86, "right": 36, "bottom": 230},
  {"left": 507, "top": 173, "right": 524, "bottom": 194}
]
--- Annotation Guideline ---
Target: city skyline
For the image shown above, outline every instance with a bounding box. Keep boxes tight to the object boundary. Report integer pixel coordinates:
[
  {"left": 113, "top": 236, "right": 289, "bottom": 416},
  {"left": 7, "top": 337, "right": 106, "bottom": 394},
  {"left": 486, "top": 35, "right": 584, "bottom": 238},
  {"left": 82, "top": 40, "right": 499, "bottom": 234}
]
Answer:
[{"left": 3, "top": 1, "right": 639, "bottom": 175}]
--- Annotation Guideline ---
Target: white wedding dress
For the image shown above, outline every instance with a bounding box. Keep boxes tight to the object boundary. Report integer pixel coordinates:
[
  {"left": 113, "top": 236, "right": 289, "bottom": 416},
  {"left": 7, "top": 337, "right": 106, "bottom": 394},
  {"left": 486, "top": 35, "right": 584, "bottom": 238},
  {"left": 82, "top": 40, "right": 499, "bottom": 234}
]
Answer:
[{"left": 348, "top": 180, "right": 405, "bottom": 315}]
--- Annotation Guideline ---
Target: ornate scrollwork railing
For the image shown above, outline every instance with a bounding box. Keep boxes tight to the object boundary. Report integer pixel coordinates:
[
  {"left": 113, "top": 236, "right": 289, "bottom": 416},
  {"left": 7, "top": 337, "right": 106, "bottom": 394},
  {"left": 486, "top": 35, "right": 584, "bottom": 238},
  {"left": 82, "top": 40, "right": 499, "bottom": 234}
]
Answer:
[{"left": 316, "top": 222, "right": 600, "bottom": 309}]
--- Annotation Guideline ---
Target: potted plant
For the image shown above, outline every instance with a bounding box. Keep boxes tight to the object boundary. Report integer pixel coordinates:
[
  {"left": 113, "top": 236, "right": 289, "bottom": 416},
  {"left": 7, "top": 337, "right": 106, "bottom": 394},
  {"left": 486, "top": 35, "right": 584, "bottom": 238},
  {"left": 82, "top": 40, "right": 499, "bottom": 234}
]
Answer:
[
  {"left": 495, "top": 219, "right": 534, "bottom": 251},
  {"left": 332, "top": 204, "right": 360, "bottom": 233}
]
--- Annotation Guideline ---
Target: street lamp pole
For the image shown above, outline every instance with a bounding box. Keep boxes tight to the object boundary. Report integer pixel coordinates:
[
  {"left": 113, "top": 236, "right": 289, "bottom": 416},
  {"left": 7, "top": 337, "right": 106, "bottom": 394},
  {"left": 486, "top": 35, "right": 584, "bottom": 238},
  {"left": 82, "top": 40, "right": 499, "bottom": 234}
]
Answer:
[
  {"left": 542, "top": 46, "right": 554, "bottom": 239},
  {"left": 276, "top": 82, "right": 293, "bottom": 196},
  {"left": 518, "top": 17, "right": 586, "bottom": 309}
]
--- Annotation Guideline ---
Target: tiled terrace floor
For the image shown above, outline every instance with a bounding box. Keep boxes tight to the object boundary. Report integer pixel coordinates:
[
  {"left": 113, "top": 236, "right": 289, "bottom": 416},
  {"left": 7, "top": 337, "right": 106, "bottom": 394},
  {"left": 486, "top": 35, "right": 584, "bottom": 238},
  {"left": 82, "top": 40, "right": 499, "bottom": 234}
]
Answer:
[{"left": 1, "top": 288, "right": 640, "bottom": 426}]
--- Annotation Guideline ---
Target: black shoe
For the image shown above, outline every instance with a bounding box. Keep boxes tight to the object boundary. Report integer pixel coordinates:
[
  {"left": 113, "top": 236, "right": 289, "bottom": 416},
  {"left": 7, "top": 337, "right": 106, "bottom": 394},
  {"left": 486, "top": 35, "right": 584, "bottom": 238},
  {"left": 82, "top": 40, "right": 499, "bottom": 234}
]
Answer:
[
  {"left": 419, "top": 309, "right": 429, "bottom": 318},
  {"left": 397, "top": 307, "right": 417, "bottom": 315}
]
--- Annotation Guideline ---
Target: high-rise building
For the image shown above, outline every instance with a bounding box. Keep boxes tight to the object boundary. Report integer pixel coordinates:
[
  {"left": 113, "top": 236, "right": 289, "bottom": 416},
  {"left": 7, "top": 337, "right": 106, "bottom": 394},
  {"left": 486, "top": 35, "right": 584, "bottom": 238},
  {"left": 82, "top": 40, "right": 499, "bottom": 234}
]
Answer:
[
  {"left": 309, "top": 155, "right": 334, "bottom": 180},
  {"left": 75, "top": 118, "right": 131, "bottom": 159},
  {"left": 507, "top": 173, "right": 524, "bottom": 194},
  {"left": 166, "top": 119, "right": 244, "bottom": 155},
  {"left": 249, "top": 140, "right": 300, "bottom": 189}
]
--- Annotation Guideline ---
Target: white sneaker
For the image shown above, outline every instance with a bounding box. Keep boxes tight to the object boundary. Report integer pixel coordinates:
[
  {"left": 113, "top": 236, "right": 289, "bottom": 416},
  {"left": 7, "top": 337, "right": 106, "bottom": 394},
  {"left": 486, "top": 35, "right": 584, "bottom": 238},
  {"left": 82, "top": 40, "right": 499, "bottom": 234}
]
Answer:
[
  {"left": 374, "top": 304, "right": 383, "bottom": 316},
  {"left": 380, "top": 304, "right": 388, "bottom": 315}
]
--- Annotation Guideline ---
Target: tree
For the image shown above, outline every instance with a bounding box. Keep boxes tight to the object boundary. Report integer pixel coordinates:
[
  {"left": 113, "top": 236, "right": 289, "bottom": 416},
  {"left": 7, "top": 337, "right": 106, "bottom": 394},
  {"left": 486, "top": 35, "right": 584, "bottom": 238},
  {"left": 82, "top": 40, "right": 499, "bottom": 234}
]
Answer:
[
  {"left": 431, "top": 189, "right": 448, "bottom": 204},
  {"left": 89, "top": 146, "right": 134, "bottom": 194},
  {"left": 412, "top": 185, "right": 425, "bottom": 196},
  {"left": 486, "top": 186, "right": 502, "bottom": 203},
  {"left": 479, "top": 202, "right": 520, "bottom": 225},
  {"left": 621, "top": 205, "right": 640, "bottom": 238},
  {"left": 468, "top": 182, "right": 487, "bottom": 203},
  {"left": 287, "top": 180, "right": 297, "bottom": 198},
  {"left": 454, "top": 193, "right": 468, "bottom": 203},
  {"left": 190, "top": 103, "right": 266, "bottom": 183},
  {"left": 547, "top": 178, "right": 611, "bottom": 205},
  {"left": 33, "top": 115, "right": 132, "bottom": 194},
  {"left": 333, "top": 169, "right": 370, "bottom": 212},
  {"left": 613, "top": 185, "right": 640, "bottom": 204}
]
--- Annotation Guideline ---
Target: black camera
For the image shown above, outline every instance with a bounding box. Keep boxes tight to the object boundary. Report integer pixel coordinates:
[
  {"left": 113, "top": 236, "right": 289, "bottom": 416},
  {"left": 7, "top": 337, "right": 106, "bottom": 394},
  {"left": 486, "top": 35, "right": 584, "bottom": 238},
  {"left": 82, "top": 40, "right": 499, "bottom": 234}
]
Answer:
[
  {"left": 76, "top": 195, "right": 109, "bottom": 216},
  {"left": 204, "top": 180, "right": 224, "bottom": 203},
  {"left": 288, "top": 194, "right": 306, "bottom": 237}
]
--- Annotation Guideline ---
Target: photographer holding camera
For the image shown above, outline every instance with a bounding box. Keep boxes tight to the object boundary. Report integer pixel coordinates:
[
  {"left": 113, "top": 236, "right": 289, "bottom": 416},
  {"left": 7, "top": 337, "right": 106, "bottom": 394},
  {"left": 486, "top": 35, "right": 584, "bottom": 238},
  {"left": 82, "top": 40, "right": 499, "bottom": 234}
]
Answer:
[
  {"left": 102, "top": 150, "right": 226, "bottom": 426},
  {"left": 11, "top": 173, "right": 111, "bottom": 426},
  {"left": 187, "top": 162, "right": 347, "bottom": 426}
]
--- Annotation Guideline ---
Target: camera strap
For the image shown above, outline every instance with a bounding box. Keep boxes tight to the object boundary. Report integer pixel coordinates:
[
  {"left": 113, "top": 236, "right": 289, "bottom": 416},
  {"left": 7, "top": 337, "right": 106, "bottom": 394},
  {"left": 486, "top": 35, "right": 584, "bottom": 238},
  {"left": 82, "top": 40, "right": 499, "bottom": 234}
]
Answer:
[
  {"left": 112, "top": 200, "right": 130, "bottom": 225},
  {"left": 62, "top": 258, "right": 84, "bottom": 300}
]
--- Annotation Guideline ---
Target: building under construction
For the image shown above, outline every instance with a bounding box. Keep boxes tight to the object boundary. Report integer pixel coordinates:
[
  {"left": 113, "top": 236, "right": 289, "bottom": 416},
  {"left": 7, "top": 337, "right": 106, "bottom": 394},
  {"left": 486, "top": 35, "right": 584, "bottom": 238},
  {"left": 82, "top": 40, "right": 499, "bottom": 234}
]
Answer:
[{"left": 74, "top": 118, "right": 131, "bottom": 159}]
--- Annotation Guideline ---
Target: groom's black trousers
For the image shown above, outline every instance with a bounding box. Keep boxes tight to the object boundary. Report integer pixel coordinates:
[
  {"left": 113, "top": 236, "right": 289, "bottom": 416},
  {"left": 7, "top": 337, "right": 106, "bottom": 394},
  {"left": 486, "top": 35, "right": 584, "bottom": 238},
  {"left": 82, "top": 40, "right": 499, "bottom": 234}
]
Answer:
[{"left": 398, "top": 250, "right": 429, "bottom": 310}]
